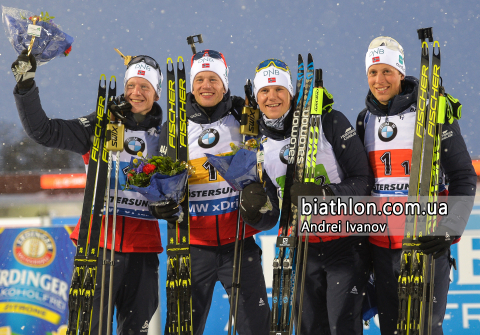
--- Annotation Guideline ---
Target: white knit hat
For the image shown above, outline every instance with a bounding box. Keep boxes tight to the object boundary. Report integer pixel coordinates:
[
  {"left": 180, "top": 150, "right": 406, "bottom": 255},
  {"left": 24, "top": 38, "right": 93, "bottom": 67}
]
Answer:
[
  {"left": 190, "top": 50, "right": 229, "bottom": 92},
  {"left": 253, "top": 59, "right": 293, "bottom": 98},
  {"left": 365, "top": 36, "right": 405, "bottom": 76},
  {"left": 124, "top": 59, "right": 163, "bottom": 98}
]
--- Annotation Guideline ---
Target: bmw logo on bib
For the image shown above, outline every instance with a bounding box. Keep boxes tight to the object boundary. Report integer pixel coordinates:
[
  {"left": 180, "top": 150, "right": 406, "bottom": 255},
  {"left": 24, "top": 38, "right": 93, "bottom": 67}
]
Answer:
[
  {"left": 124, "top": 137, "right": 146, "bottom": 155},
  {"left": 198, "top": 128, "right": 220, "bottom": 149},
  {"left": 378, "top": 121, "right": 397, "bottom": 142},
  {"left": 279, "top": 144, "right": 290, "bottom": 164}
]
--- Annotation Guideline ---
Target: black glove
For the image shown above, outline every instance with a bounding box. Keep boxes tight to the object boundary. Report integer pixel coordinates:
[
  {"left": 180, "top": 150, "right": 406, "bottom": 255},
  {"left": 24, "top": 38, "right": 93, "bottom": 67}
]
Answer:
[
  {"left": 148, "top": 201, "right": 180, "bottom": 223},
  {"left": 290, "top": 182, "right": 334, "bottom": 202},
  {"left": 11, "top": 49, "right": 37, "bottom": 90},
  {"left": 240, "top": 183, "right": 267, "bottom": 224},
  {"left": 107, "top": 95, "right": 132, "bottom": 120},
  {"left": 418, "top": 225, "right": 455, "bottom": 259}
]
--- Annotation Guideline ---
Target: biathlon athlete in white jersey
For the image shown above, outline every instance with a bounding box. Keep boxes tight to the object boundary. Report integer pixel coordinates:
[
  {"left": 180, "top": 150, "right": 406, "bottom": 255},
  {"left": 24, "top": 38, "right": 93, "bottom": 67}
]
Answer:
[
  {"left": 240, "top": 58, "right": 374, "bottom": 335},
  {"left": 356, "top": 36, "right": 476, "bottom": 335}
]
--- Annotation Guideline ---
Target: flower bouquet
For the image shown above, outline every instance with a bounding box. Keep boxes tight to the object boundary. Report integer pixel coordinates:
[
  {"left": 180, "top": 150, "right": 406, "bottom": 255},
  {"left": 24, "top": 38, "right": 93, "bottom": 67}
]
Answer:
[
  {"left": 206, "top": 139, "right": 272, "bottom": 212},
  {"left": 2, "top": 6, "right": 74, "bottom": 66},
  {"left": 125, "top": 153, "right": 189, "bottom": 205},
  {"left": 205, "top": 139, "right": 261, "bottom": 192}
]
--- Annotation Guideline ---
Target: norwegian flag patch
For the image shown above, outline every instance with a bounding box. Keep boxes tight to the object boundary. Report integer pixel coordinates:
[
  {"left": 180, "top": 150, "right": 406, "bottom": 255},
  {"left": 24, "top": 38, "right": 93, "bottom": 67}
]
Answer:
[
  {"left": 268, "top": 77, "right": 276, "bottom": 83},
  {"left": 138, "top": 70, "right": 145, "bottom": 75},
  {"left": 372, "top": 57, "right": 380, "bottom": 63},
  {"left": 202, "top": 63, "right": 210, "bottom": 68}
]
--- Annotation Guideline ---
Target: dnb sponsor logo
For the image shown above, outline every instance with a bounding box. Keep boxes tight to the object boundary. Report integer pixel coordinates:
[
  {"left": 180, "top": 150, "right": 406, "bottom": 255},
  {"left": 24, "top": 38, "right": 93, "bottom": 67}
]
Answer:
[
  {"left": 262, "top": 68, "right": 280, "bottom": 77},
  {"left": 196, "top": 57, "right": 215, "bottom": 64},
  {"left": 368, "top": 48, "right": 384, "bottom": 58},
  {"left": 134, "top": 63, "right": 151, "bottom": 71},
  {"left": 13, "top": 229, "right": 56, "bottom": 268}
]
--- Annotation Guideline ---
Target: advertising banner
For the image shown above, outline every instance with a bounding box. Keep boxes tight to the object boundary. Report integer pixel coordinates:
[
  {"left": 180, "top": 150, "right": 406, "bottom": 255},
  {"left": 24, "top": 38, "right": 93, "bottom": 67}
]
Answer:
[{"left": 0, "top": 227, "right": 75, "bottom": 335}]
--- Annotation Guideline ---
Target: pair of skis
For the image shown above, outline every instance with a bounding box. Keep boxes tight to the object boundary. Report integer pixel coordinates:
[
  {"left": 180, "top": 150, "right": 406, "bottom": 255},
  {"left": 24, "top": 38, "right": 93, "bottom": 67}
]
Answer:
[
  {"left": 164, "top": 56, "right": 193, "bottom": 335},
  {"left": 397, "top": 27, "right": 447, "bottom": 335},
  {"left": 270, "top": 54, "right": 327, "bottom": 334},
  {"left": 164, "top": 34, "right": 205, "bottom": 335},
  {"left": 67, "top": 75, "right": 122, "bottom": 335}
]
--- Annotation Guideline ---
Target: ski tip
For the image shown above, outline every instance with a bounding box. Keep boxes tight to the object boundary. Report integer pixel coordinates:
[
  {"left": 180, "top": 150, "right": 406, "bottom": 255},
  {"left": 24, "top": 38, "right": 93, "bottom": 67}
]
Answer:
[
  {"left": 177, "top": 56, "right": 185, "bottom": 71},
  {"left": 99, "top": 74, "right": 107, "bottom": 87},
  {"left": 109, "top": 75, "right": 117, "bottom": 87},
  {"left": 433, "top": 40, "right": 441, "bottom": 56},
  {"left": 167, "top": 57, "right": 174, "bottom": 64},
  {"left": 298, "top": 54, "right": 303, "bottom": 62}
]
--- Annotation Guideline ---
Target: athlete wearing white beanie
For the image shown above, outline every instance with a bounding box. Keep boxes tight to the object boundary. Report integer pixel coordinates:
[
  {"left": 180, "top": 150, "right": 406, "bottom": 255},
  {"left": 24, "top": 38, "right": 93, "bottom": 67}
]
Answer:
[
  {"left": 365, "top": 36, "right": 406, "bottom": 76},
  {"left": 124, "top": 55, "right": 163, "bottom": 98},
  {"left": 190, "top": 50, "right": 229, "bottom": 92},
  {"left": 253, "top": 59, "right": 294, "bottom": 98}
]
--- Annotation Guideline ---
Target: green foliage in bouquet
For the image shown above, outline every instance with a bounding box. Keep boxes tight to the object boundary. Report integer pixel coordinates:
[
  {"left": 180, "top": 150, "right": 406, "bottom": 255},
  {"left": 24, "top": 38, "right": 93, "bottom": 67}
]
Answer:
[
  {"left": 20, "top": 11, "right": 56, "bottom": 25},
  {"left": 125, "top": 153, "right": 186, "bottom": 189}
]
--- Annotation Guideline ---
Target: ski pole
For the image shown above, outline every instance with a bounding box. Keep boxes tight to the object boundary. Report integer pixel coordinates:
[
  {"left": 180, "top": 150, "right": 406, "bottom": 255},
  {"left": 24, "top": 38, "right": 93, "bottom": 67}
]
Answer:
[
  {"left": 104, "top": 114, "right": 125, "bottom": 335},
  {"left": 98, "top": 149, "right": 113, "bottom": 335},
  {"left": 228, "top": 204, "right": 246, "bottom": 335},
  {"left": 228, "top": 79, "right": 260, "bottom": 335}
]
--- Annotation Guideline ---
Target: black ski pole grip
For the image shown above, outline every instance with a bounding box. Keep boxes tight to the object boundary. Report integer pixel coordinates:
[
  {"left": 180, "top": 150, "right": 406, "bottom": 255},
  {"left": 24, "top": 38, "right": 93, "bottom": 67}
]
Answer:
[
  {"left": 315, "top": 69, "right": 323, "bottom": 88},
  {"left": 244, "top": 79, "right": 258, "bottom": 109},
  {"left": 186, "top": 34, "right": 204, "bottom": 55},
  {"left": 417, "top": 27, "right": 433, "bottom": 42}
]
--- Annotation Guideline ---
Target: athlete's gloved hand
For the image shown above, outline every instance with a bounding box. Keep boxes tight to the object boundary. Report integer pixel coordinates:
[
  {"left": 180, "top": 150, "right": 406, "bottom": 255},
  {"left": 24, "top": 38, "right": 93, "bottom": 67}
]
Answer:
[
  {"left": 149, "top": 201, "right": 180, "bottom": 223},
  {"left": 107, "top": 95, "right": 132, "bottom": 120},
  {"left": 290, "top": 182, "right": 335, "bottom": 203},
  {"left": 418, "top": 225, "right": 456, "bottom": 259},
  {"left": 321, "top": 87, "right": 334, "bottom": 113},
  {"left": 444, "top": 93, "right": 462, "bottom": 122},
  {"left": 11, "top": 49, "right": 37, "bottom": 90},
  {"left": 240, "top": 183, "right": 267, "bottom": 224}
]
